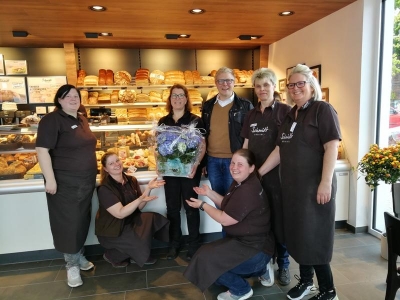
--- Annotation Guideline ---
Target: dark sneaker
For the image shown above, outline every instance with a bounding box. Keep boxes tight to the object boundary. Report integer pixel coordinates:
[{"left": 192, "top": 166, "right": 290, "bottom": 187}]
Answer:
[
  {"left": 166, "top": 247, "right": 180, "bottom": 260},
  {"left": 278, "top": 267, "right": 291, "bottom": 286},
  {"left": 103, "top": 253, "right": 128, "bottom": 268},
  {"left": 309, "top": 290, "right": 338, "bottom": 300},
  {"left": 287, "top": 275, "right": 316, "bottom": 300}
]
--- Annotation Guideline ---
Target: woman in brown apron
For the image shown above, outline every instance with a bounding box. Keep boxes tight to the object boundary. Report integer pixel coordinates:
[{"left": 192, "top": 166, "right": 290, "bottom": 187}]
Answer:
[
  {"left": 184, "top": 149, "right": 275, "bottom": 300},
  {"left": 259, "top": 64, "right": 341, "bottom": 300}
]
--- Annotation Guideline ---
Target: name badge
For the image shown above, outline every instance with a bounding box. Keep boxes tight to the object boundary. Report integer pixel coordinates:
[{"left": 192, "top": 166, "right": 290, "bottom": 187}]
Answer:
[
  {"left": 290, "top": 122, "right": 297, "bottom": 133},
  {"left": 71, "top": 125, "right": 78, "bottom": 129}
]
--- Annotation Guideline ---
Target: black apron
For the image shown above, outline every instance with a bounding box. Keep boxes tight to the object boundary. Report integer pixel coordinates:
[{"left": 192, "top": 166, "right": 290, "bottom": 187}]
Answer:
[
  {"left": 279, "top": 104, "right": 336, "bottom": 265},
  {"left": 248, "top": 108, "right": 285, "bottom": 244},
  {"left": 46, "top": 169, "right": 96, "bottom": 254}
]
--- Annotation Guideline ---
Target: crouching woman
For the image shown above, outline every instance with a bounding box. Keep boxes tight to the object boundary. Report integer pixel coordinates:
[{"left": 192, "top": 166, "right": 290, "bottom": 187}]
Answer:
[{"left": 184, "top": 149, "right": 275, "bottom": 300}]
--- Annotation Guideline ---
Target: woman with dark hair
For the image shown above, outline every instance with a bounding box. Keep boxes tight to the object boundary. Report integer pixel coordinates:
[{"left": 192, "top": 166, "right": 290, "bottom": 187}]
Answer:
[
  {"left": 36, "top": 84, "right": 97, "bottom": 288},
  {"left": 95, "top": 152, "right": 169, "bottom": 268},
  {"left": 259, "top": 64, "right": 341, "bottom": 300},
  {"left": 158, "top": 83, "right": 206, "bottom": 261},
  {"left": 184, "top": 149, "right": 275, "bottom": 300}
]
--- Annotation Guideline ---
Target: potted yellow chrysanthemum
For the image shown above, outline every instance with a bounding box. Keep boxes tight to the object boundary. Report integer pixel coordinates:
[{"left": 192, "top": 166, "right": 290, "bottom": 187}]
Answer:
[{"left": 357, "top": 143, "right": 400, "bottom": 190}]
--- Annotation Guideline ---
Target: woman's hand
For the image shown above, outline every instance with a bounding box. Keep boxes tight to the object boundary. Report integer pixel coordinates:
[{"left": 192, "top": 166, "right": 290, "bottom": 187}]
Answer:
[
  {"left": 193, "top": 184, "right": 211, "bottom": 196},
  {"left": 45, "top": 179, "right": 57, "bottom": 195},
  {"left": 139, "top": 195, "right": 158, "bottom": 203},
  {"left": 317, "top": 181, "right": 332, "bottom": 204},
  {"left": 185, "top": 197, "right": 203, "bottom": 209},
  {"left": 148, "top": 177, "right": 165, "bottom": 189}
]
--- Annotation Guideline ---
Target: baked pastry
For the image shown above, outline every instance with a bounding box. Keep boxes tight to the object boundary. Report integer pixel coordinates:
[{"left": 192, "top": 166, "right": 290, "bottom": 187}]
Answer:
[
  {"left": 0, "top": 90, "right": 19, "bottom": 102},
  {"left": 106, "top": 70, "right": 114, "bottom": 85},
  {"left": 135, "top": 93, "right": 150, "bottom": 102}
]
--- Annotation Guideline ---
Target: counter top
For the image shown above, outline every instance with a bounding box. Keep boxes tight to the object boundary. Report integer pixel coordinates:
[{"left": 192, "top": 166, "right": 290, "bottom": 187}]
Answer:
[{"left": 0, "top": 159, "right": 352, "bottom": 195}]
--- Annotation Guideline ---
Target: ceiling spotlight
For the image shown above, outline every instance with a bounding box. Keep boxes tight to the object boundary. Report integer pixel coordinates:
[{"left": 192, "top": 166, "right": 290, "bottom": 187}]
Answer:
[
  {"left": 238, "top": 35, "right": 263, "bottom": 40},
  {"left": 84, "top": 32, "right": 99, "bottom": 38},
  {"left": 12, "top": 31, "right": 29, "bottom": 37},
  {"left": 279, "top": 11, "right": 294, "bottom": 16},
  {"left": 89, "top": 5, "right": 106, "bottom": 11},
  {"left": 165, "top": 34, "right": 191, "bottom": 39},
  {"left": 99, "top": 32, "right": 113, "bottom": 36},
  {"left": 189, "top": 8, "right": 205, "bottom": 14}
]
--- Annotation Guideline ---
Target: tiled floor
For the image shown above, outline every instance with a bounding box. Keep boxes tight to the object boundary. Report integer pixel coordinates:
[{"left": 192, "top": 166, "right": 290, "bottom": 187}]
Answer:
[{"left": 0, "top": 229, "right": 399, "bottom": 300}]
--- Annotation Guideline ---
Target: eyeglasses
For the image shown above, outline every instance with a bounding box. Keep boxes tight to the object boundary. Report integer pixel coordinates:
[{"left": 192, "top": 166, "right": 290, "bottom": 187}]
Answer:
[
  {"left": 171, "top": 93, "right": 186, "bottom": 99},
  {"left": 216, "top": 79, "right": 235, "bottom": 85},
  {"left": 286, "top": 81, "right": 310, "bottom": 89}
]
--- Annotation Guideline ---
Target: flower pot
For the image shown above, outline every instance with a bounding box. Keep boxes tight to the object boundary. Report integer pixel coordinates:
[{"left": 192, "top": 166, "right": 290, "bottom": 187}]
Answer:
[{"left": 381, "top": 233, "right": 388, "bottom": 260}]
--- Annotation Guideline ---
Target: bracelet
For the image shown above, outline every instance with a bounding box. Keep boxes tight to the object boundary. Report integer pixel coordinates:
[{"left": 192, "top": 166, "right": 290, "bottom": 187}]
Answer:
[{"left": 199, "top": 201, "right": 206, "bottom": 211}]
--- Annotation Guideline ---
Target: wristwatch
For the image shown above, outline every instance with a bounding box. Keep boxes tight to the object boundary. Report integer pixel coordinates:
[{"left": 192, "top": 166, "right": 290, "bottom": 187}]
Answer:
[{"left": 199, "top": 201, "right": 206, "bottom": 211}]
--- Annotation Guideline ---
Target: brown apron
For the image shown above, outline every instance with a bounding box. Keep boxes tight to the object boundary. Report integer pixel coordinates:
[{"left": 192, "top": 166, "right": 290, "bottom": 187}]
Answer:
[
  {"left": 279, "top": 102, "right": 336, "bottom": 265},
  {"left": 46, "top": 169, "right": 96, "bottom": 254}
]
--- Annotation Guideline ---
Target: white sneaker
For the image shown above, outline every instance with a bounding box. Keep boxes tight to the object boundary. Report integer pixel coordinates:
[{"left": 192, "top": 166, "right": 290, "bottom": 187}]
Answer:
[
  {"left": 79, "top": 255, "right": 94, "bottom": 271},
  {"left": 259, "top": 260, "right": 275, "bottom": 287},
  {"left": 217, "top": 289, "right": 253, "bottom": 300},
  {"left": 67, "top": 266, "right": 83, "bottom": 287}
]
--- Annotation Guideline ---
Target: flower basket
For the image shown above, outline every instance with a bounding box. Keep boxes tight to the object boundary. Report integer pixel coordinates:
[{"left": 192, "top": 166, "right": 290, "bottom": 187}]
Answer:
[
  {"left": 152, "top": 123, "right": 204, "bottom": 177},
  {"left": 357, "top": 143, "right": 400, "bottom": 190}
]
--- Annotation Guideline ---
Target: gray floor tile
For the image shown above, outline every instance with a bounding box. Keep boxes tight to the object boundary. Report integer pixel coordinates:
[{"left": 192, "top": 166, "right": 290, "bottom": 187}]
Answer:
[
  {"left": 70, "top": 272, "right": 147, "bottom": 298},
  {"left": 0, "top": 265, "right": 62, "bottom": 287},
  {"left": 0, "top": 280, "right": 71, "bottom": 300},
  {"left": 125, "top": 283, "right": 204, "bottom": 299},
  {"left": 68, "top": 291, "right": 126, "bottom": 300},
  {"left": 147, "top": 266, "right": 189, "bottom": 287},
  {"left": 0, "top": 260, "right": 53, "bottom": 272}
]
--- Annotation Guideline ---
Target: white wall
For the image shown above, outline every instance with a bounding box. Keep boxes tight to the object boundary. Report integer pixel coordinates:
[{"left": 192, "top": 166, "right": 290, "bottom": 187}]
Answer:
[{"left": 268, "top": 0, "right": 382, "bottom": 230}]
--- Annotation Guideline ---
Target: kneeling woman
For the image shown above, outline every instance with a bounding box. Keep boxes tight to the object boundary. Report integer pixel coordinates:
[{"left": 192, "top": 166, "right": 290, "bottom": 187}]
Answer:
[
  {"left": 96, "top": 152, "right": 169, "bottom": 268},
  {"left": 184, "top": 149, "right": 275, "bottom": 300}
]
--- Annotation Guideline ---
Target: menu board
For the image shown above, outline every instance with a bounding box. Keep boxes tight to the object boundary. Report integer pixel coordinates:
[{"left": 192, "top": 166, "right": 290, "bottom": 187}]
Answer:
[
  {"left": 0, "top": 76, "right": 27, "bottom": 103},
  {"left": 27, "top": 76, "right": 67, "bottom": 103}
]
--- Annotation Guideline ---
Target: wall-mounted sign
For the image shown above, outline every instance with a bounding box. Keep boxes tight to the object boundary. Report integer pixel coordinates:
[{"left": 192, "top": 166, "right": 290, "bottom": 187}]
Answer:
[
  {"left": 0, "top": 76, "right": 27, "bottom": 103},
  {"left": 5, "top": 60, "right": 28, "bottom": 75},
  {"left": 0, "top": 54, "right": 4, "bottom": 76},
  {"left": 27, "top": 76, "right": 67, "bottom": 103}
]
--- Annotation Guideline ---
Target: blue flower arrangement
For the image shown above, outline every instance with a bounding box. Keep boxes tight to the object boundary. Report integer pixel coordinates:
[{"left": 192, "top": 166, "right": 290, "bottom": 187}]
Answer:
[{"left": 154, "top": 123, "right": 204, "bottom": 177}]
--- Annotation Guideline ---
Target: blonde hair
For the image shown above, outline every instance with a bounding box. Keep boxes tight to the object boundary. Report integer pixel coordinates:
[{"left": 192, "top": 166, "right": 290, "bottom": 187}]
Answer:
[{"left": 286, "top": 64, "right": 322, "bottom": 103}]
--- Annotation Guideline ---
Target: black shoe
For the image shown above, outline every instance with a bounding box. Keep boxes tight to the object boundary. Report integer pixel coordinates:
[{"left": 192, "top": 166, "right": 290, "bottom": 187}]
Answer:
[
  {"left": 308, "top": 289, "right": 338, "bottom": 300},
  {"left": 166, "top": 247, "right": 179, "bottom": 260},
  {"left": 287, "top": 274, "right": 316, "bottom": 300},
  {"left": 186, "top": 249, "right": 197, "bottom": 261},
  {"left": 278, "top": 267, "right": 291, "bottom": 286}
]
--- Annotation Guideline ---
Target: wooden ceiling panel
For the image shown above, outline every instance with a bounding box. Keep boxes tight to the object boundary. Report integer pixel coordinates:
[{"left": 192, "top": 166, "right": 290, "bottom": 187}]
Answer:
[{"left": 0, "top": 0, "right": 357, "bottom": 49}]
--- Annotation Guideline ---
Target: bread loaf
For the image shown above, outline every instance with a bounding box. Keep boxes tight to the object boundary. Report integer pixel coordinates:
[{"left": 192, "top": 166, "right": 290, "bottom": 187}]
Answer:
[
  {"left": 98, "top": 69, "right": 106, "bottom": 85},
  {"left": 127, "top": 108, "right": 147, "bottom": 121},
  {"left": 136, "top": 93, "right": 150, "bottom": 102},
  {"left": 84, "top": 75, "right": 99, "bottom": 86},
  {"left": 118, "top": 90, "right": 136, "bottom": 103},
  {"left": 114, "top": 71, "right": 132, "bottom": 85},
  {"left": 80, "top": 90, "right": 88, "bottom": 104},
  {"left": 106, "top": 70, "right": 114, "bottom": 85},
  {"left": 149, "top": 70, "right": 165, "bottom": 84}
]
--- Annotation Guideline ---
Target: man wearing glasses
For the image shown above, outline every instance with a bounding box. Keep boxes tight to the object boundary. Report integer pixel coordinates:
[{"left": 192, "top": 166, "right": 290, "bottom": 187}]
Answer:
[{"left": 201, "top": 67, "right": 253, "bottom": 197}]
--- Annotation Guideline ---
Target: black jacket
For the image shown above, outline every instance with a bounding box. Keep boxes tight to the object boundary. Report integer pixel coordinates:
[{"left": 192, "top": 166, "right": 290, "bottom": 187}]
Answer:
[{"left": 201, "top": 93, "right": 253, "bottom": 153}]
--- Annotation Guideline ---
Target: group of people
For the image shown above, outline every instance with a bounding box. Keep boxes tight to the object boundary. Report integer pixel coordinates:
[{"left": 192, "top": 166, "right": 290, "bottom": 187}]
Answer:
[{"left": 36, "top": 64, "right": 341, "bottom": 300}]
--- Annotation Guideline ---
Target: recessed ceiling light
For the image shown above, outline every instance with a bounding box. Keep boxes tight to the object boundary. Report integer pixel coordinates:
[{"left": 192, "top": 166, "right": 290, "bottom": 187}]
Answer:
[
  {"left": 279, "top": 11, "right": 294, "bottom": 16},
  {"left": 238, "top": 35, "right": 263, "bottom": 40},
  {"left": 89, "top": 5, "right": 106, "bottom": 12},
  {"left": 99, "top": 32, "right": 113, "bottom": 36},
  {"left": 165, "top": 34, "right": 191, "bottom": 39},
  {"left": 189, "top": 8, "right": 205, "bottom": 14}
]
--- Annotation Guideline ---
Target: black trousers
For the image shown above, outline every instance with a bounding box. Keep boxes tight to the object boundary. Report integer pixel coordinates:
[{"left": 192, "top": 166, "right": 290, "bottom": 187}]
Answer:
[
  {"left": 164, "top": 170, "right": 202, "bottom": 250},
  {"left": 300, "top": 264, "right": 334, "bottom": 293}
]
